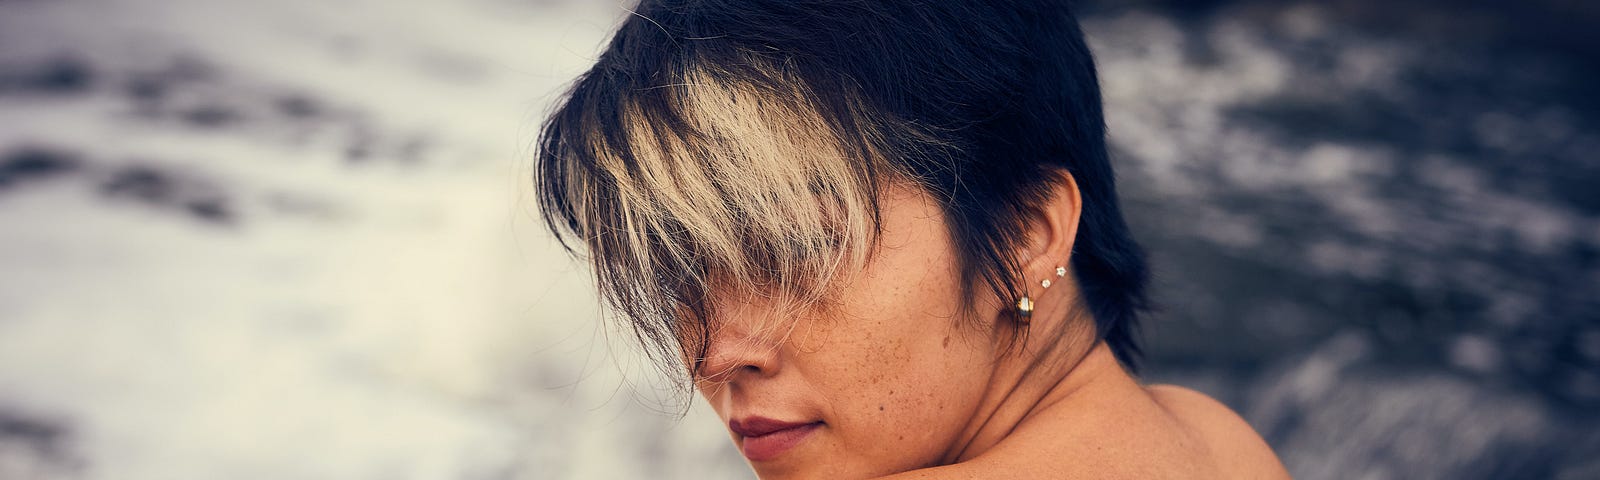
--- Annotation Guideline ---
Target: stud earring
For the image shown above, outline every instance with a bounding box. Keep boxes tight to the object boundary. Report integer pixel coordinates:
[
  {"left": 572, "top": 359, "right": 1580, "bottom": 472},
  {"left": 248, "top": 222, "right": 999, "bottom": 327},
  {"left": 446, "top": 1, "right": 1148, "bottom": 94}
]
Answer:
[
  {"left": 1017, "top": 266, "right": 1064, "bottom": 322},
  {"left": 1041, "top": 265, "right": 1066, "bottom": 288}
]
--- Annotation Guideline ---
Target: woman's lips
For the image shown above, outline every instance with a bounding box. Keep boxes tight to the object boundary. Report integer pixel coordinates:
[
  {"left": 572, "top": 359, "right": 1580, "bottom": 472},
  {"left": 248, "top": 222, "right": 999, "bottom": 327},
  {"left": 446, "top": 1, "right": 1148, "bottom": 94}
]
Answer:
[{"left": 729, "top": 417, "right": 822, "bottom": 461}]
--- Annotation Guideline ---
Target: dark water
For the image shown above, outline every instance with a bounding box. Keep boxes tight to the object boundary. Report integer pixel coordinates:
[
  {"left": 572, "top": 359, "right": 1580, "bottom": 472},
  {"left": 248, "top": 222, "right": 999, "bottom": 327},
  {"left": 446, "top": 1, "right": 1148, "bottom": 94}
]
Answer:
[{"left": 1079, "top": 1, "right": 1600, "bottom": 478}]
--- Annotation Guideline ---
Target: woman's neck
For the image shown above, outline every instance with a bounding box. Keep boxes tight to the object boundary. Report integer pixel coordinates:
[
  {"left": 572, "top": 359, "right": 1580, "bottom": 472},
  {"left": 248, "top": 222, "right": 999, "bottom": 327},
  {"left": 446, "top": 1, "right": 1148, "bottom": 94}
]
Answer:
[{"left": 942, "top": 330, "right": 1133, "bottom": 464}]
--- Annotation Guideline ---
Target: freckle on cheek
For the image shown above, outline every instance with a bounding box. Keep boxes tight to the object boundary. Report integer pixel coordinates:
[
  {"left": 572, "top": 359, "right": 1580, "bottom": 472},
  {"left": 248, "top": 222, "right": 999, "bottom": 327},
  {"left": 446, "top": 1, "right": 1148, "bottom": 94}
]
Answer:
[{"left": 878, "top": 405, "right": 884, "bottom": 411}]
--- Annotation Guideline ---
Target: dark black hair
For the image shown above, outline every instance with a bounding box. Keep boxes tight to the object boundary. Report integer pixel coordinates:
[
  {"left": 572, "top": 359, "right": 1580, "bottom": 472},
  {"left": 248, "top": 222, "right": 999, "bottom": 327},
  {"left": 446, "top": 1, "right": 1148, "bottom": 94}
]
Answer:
[{"left": 537, "top": 0, "right": 1150, "bottom": 376}]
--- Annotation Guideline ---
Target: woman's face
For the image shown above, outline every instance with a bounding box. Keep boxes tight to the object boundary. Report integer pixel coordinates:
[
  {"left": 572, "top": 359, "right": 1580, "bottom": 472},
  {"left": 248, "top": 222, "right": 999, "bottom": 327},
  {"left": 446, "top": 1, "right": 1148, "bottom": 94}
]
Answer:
[{"left": 694, "top": 185, "right": 1006, "bottom": 479}]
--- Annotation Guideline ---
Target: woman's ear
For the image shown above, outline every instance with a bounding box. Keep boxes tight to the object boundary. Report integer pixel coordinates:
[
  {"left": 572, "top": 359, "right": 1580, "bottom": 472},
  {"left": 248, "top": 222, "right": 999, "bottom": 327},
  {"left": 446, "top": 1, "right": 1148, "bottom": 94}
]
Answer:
[{"left": 1019, "top": 171, "right": 1083, "bottom": 277}]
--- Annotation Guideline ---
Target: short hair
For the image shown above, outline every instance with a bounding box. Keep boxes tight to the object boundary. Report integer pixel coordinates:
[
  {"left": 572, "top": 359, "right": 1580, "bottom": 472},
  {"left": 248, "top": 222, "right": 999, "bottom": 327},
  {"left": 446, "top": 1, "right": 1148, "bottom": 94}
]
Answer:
[{"left": 535, "top": 0, "right": 1150, "bottom": 382}]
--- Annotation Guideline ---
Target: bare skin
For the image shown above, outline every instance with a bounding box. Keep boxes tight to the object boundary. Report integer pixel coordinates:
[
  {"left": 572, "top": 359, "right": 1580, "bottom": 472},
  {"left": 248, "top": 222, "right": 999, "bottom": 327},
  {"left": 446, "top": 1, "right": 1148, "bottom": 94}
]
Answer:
[
  {"left": 694, "top": 176, "right": 1289, "bottom": 479},
  {"left": 883, "top": 344, "right": 1290, "bottom": 479}
]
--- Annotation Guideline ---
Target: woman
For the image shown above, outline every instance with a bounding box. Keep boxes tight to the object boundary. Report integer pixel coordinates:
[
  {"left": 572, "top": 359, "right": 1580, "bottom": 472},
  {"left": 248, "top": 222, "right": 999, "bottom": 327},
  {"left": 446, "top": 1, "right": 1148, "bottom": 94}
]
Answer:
[{"left": 535, "top": 0, "right": 1290, "bottom": 478}]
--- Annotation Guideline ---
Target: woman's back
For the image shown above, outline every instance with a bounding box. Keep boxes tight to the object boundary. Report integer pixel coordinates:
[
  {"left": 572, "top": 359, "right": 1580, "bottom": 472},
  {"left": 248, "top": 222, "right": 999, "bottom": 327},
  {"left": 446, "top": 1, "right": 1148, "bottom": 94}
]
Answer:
[
  {"left": 1147, "top": 384, "right": 1290, "bottom": 479},
  {"left": 882, "top": 344, "right": 1290, "bottom": 479}
]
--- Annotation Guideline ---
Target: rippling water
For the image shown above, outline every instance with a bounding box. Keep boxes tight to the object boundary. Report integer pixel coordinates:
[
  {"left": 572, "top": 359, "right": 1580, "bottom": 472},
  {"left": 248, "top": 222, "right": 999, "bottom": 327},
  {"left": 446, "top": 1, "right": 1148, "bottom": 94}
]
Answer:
[
  {"left": 0, "top": 0, "right": 1594, "bottom": 478},
  {"left": 1087, "top": 2, "right": 1600, "bottom": 477}
]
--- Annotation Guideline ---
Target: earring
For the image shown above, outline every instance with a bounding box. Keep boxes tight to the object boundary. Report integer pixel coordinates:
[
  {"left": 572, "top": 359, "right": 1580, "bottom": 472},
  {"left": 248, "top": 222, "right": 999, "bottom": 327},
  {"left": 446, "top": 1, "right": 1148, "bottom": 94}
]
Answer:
[
  {"left": 1041, "top": 265, "right": 1066, "bottom": 288},
  {"left": 1017, "top": 266, "right": 1064, "bottom": 322},
  {"left": 1016, "top": 295, "right": 1034, "bottom": 321}
]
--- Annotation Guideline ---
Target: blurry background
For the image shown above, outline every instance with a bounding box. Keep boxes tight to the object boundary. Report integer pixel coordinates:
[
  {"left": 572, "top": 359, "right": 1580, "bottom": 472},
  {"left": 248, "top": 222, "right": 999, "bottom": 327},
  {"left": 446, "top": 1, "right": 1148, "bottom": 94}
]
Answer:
[{"left": 0, "top": 0, "right": 1595, "bottom": 478}]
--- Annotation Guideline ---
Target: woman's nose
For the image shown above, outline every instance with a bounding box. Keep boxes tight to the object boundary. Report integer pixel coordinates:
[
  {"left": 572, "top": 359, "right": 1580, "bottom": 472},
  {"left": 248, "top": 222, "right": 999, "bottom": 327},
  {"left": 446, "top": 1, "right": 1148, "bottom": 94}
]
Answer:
[{"left": 695, "top": 321, "right": 784, "bottom": 384}]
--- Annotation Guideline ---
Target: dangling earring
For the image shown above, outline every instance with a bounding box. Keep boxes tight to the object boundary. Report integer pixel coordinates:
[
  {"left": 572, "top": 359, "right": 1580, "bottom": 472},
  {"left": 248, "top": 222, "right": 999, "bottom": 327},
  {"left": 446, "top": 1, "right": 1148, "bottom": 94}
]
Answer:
[{"left": 1016, "top": 266, "right": 1066, "bottom": 322}]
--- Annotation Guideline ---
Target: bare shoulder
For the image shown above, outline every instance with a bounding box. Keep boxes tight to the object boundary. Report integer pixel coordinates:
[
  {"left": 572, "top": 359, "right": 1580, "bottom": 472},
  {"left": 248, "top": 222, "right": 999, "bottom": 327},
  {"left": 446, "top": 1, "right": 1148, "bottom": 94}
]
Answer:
[
  {"left": 1144, "top": 384, "right": 1252, "bottom": 435},
  {"left": 1145, "top": 384, "right": 1292, "bottom": 479},
  {"left": 873, "top": 383, "right": 1292, "bottom": 480}
]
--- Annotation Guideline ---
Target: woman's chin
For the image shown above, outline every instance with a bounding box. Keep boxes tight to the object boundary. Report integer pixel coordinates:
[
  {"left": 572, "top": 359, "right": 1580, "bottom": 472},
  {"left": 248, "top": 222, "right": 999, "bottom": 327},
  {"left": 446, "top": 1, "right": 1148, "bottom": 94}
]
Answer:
[
  {"left": 745, "top": 438, "right": 864, "bottom": 479},
  {"left": 740, "top": 422, "right": 823, "bottom": 462},
  {"left": 744, "top": 435, "right": 825, "bottom": 477}
]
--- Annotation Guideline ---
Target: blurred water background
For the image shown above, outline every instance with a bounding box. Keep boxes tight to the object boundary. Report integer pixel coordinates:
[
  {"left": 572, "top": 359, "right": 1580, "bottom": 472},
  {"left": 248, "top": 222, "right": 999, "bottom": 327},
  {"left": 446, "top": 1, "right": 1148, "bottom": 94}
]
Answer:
[{"left": 0, "top": 0, "right": 1595, "bottom": 478}]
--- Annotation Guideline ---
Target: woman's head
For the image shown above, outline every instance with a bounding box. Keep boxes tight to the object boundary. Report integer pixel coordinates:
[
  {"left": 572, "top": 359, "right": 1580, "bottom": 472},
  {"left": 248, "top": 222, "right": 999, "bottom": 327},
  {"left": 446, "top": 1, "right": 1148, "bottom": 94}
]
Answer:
[{"left": 536, "top": 0, "right": 1148, "bottom": 473}]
